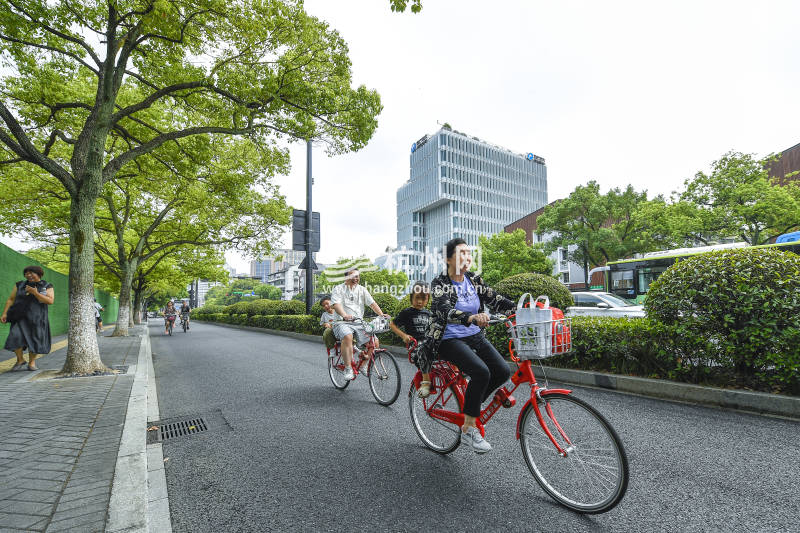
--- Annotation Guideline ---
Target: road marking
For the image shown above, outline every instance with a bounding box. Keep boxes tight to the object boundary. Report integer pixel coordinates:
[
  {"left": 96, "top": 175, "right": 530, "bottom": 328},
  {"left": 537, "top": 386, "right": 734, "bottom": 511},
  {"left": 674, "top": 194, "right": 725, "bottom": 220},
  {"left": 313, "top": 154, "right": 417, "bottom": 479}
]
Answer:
[{"left": 0, "top": 324, "right": 114, "bottom": 374}]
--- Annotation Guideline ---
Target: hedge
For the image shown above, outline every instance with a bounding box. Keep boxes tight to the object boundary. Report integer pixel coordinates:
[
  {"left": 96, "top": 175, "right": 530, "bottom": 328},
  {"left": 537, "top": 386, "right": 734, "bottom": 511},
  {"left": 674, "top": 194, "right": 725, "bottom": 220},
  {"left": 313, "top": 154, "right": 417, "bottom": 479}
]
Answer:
[
  {"left": 493, "top": 272, "right": 573, "bottom": 311},
  {"left": 193, "top": 268, "right": 800, "bottom": 396}
]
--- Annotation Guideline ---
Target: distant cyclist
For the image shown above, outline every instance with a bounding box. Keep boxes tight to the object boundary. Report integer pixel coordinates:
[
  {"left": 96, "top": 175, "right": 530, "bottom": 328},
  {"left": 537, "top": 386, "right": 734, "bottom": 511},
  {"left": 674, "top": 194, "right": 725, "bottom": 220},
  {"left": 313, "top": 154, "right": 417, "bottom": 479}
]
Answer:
[
  {"left": 164, "top": 301, "right": 177, "bottom": 334},
  {"left": 179, "top": 300, "right": 191, "bottom": 330}
]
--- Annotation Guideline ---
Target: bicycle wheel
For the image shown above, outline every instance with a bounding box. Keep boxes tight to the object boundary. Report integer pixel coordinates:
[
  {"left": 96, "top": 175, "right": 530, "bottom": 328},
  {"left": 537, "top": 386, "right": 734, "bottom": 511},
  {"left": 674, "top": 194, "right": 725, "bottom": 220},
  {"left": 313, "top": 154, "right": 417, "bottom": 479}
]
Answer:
[
  {"left": 168, "top": 322, "right": 173, "bottom": 336},
  {"left": 519, "top": 393, "right": 628, "bottom": 514},
  {"left": 182, "top": 320, "right": 187, "bottom": 332},
  {"left": 408, "top": 382, "right": 462, "bottom": 454},
  {"left": 367, "top": 349, "right": 400, "bottom": 406},
  {"left": 328, "top": 349, "right": 350, "bottom": 390}
]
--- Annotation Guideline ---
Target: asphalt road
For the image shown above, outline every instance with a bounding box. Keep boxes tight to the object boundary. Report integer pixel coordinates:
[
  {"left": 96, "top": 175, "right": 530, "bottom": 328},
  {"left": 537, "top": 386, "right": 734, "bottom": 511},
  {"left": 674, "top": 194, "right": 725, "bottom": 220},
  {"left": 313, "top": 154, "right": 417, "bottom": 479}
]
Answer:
[{"left": 150, "top": 321, "right": 800, "bottom": 532}]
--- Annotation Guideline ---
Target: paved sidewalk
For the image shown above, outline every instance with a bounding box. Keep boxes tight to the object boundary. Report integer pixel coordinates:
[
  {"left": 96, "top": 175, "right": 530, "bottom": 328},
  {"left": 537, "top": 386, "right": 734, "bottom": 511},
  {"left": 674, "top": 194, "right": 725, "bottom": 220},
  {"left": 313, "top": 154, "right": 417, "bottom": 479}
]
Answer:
[{"left": 0, "top": 327, "right": 145, "bottom": 532}]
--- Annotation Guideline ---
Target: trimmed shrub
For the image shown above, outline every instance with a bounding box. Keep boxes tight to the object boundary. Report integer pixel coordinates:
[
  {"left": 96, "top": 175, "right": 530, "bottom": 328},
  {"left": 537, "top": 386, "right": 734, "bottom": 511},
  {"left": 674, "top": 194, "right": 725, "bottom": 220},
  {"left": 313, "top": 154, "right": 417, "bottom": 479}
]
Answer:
[
  {"left": 248, "top": 314, "right": 321, "bottom": 335},
  {"left": 365, "top": 292, "right": 401, "bottom": 318},
  {"left": 494, "top": 272, "right": 574, "bottom": 311},
  {"left": 193, "top": 304, "right": 225, "bottom": 316},
  {"left": 645, "top": 248, "right": 800, "bottom": 390}
]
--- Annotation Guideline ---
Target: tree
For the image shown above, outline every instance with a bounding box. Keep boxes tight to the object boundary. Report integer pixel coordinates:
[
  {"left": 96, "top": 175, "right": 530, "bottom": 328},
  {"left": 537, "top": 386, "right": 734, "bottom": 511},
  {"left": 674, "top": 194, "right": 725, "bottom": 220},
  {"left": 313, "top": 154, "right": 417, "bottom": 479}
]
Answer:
[
  {"left": 675, "top": 152, "right": 800, "bottom": 245},
  {"left": 536, "top": 182, "right": 656, "bottom": 283},
  {"left": 389, "top": 0, "right": 423, "bottom": 12},
  {"left": 0, "top": 1, "right": 381, "bottom": 372},
  {"left": 478, "top": 230, "right": 553, "bottom": 286},
  {"left": 255, "top": 283, "right": 281, "bottom": 300}
]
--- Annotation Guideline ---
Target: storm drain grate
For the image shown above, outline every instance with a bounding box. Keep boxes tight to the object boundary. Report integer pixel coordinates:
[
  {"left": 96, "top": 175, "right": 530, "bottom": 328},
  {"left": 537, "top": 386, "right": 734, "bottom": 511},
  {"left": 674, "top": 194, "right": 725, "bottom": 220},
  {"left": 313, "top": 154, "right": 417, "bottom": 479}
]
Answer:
[{"left": 159, "top": 418, "right": 207, "bottom": 441}]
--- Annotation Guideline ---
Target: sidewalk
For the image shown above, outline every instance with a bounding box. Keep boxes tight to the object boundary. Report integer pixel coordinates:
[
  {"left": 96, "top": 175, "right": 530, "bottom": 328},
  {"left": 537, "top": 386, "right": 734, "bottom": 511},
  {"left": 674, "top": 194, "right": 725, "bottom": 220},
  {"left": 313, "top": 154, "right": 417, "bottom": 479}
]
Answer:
[{"left": 0, "top": 325, "right": 155, "bottom": 532}]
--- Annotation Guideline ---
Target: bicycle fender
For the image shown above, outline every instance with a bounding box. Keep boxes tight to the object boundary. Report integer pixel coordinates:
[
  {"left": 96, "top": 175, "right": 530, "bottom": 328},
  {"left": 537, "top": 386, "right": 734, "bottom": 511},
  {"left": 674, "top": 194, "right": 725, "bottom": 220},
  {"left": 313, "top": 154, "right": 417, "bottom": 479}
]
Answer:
[{"left": 515, "top": 389, "right": 573, "bottom": 440}]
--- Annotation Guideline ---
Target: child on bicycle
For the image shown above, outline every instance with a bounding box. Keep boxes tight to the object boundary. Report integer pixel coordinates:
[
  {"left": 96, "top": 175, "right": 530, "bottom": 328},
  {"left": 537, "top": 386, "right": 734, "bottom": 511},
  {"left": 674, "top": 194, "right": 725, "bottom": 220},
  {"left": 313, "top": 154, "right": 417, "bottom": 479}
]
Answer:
[
  {"left": 319, "top": 296, "right": 339, "bottom": 350},
  {"left": 390, "top": 281, "right": 433, "bottom": 398}
]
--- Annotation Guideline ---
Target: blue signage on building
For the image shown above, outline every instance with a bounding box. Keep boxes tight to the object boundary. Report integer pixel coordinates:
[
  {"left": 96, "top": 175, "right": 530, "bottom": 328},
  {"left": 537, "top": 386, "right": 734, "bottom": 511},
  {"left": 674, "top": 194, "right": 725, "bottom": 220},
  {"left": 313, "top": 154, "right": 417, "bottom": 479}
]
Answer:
[
  {"left": 526, "top": 153, "right": 534, "bottom": 161},
  {"left": 411, "top": 142, "right": 417, "bottom": 153}
]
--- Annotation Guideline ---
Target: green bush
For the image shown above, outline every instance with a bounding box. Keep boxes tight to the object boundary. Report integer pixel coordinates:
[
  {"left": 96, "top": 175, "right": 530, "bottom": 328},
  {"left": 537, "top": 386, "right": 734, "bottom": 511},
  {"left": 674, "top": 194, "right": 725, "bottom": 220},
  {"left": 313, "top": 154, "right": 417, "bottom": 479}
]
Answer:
[
  {"left": 365, "top": 292, "right": 401, "bottom": 318},
  {"left": 248, "top": 314, "right": 321, "bottom": 335},
  {"left": 194, "top": 304, "right": 225, "bottom": 316},
  {"left": 645, "top": 248, "right": 800, "bottom": 389},
  {"left": 494, "top": 272, "right": 574, "bottom": 311},
  {"left": 223, "top": 299, "right": 305, "bottom": 316}
]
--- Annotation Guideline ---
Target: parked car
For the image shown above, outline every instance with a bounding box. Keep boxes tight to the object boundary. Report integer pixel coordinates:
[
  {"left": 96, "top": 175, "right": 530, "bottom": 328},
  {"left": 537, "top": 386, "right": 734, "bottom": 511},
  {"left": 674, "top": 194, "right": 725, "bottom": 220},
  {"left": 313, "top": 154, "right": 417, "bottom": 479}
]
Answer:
[{"left": 566, "top": 292, "right": 646, "bottom": 318}]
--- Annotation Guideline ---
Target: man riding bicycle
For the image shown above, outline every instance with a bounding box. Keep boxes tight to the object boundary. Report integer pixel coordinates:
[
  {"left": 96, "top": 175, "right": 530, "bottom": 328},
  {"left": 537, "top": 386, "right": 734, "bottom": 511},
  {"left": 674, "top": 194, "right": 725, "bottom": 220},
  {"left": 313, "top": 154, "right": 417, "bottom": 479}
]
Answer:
[
  {"left": 179, "top": 300, "right": 191, "bottom": 330},
  {"left": 331, "top": 268, "right": 389, "bottom": 381}
]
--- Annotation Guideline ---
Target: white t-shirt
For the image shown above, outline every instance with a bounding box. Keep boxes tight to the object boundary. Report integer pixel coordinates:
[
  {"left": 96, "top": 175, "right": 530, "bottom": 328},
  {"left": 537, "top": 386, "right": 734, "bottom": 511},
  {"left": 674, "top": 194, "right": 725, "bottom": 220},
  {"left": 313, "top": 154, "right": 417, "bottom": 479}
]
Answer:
[
  {"left": 331, "top": 283, "right": 375, "bottom": 320},
  {"left": 94, "top": 302, "right": 103, "bottom": 318},
  {"left": 320, "top": 310, "right": 340, "bottom": 326}
]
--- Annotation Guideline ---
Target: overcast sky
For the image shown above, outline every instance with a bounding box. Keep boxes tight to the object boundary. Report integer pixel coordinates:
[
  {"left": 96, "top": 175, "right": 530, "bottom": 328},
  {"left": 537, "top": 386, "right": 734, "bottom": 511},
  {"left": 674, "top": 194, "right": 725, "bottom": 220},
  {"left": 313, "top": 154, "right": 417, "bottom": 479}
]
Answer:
[{"left": 3, "top": 0, "right": 800, "bottom": 273}]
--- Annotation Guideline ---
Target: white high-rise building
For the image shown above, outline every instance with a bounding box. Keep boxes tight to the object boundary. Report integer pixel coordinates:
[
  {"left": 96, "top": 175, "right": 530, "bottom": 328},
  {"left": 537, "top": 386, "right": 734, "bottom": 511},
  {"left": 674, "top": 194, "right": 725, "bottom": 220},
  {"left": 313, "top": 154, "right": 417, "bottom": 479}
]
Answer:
[{"left": 396, "top": 126, "right": 548, "bottom": 282}]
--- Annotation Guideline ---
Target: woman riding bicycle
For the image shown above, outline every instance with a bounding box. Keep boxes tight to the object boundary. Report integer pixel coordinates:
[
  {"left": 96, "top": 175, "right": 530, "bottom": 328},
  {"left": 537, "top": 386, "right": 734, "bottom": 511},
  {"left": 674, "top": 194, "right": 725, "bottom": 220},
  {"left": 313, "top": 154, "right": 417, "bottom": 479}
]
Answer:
[
  {"left": 413, "top": 238, "right": 516, "bottom": 454},
  {"left": 164, "top": 301, "right": 177, "bottom": 334}
]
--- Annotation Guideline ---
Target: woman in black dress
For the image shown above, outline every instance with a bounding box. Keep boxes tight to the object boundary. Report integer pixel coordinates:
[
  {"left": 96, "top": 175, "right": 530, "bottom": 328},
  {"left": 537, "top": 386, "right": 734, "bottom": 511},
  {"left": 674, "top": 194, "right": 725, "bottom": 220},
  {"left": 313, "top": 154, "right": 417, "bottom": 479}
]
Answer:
[{"left": 0, "top": 265, "right": 55, "bottom": 371}]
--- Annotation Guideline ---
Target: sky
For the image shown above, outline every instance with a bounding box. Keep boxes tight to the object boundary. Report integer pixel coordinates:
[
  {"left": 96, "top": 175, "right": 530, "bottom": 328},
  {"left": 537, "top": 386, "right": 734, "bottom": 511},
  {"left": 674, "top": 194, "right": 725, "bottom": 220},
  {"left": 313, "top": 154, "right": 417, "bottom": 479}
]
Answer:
[{"left": 3, "top": 0, "right": 800, "bottom": 273}]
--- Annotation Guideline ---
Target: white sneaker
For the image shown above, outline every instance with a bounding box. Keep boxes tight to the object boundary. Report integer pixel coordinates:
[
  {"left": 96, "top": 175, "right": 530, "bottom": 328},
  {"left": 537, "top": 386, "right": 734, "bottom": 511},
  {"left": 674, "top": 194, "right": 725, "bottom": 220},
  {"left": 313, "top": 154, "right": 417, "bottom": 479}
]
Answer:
[
  {"left": 343, "top": 367, "right": 355, "bottom": 381},
  {"left": 461, "top": 427, "right": 492, "bottom": 454}
]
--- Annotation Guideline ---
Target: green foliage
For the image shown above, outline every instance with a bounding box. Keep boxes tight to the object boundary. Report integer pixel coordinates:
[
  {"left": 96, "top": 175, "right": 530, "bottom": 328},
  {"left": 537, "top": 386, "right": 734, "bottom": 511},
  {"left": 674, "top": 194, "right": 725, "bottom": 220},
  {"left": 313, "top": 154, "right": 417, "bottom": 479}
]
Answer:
[
  {"left": 255, "top": 284, "right": 282, "bottom": 300},
  {"left": 478, "top": 230, "right": 553, "bottom": 286},
  {"left": 222, "top": 299, "right": 305, "bottom": 317},
  {"left": 536, "top": 182, "right": 658, "bottom": 279},
  {"left": 675, "top": 152, "right": 800, "bottom": 245},
  {"left": 364, "top": 293, "right": 401, "bottom": 318},
  {"left": 494, "top": 273, "right": 574, "bottom": 311},
  {"left": 645, "top": 248, "right": 800, "bottom": 387},
  {"left": 389, "top": 0, "right": 422, "bottom": 12}
]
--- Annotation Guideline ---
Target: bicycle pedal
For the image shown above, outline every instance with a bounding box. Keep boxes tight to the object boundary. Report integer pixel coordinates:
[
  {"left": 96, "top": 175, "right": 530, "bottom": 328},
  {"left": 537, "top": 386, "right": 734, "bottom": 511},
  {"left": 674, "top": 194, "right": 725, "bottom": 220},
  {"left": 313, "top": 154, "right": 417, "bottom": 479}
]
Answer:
[{"left": 502, "top": 395, "right": 516, "bottom": 408}]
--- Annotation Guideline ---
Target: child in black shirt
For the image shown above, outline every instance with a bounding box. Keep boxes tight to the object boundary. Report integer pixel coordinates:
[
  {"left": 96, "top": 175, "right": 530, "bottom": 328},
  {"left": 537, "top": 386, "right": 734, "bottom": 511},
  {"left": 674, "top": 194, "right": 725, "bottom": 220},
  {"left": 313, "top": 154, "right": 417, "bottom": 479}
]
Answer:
[{"left": 391, "top": 282, "right": 433, "bottom": 397}]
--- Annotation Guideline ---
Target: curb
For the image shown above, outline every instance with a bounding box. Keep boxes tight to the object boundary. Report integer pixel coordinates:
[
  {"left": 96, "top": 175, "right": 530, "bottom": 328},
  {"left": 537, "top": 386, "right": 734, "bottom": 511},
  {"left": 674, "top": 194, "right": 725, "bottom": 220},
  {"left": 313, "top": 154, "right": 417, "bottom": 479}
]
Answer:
[
  {"left": 145, "top": 326, "right": 172, "bottom": 533},
  {"left": 531, "top": 366, "right": 800, "bottom": 420},
  {"left": 107, "top": 328, "right": 149, "bottom": 532},
  {"left": 198, "top": 320, "right": 800, "bottom": 420}
]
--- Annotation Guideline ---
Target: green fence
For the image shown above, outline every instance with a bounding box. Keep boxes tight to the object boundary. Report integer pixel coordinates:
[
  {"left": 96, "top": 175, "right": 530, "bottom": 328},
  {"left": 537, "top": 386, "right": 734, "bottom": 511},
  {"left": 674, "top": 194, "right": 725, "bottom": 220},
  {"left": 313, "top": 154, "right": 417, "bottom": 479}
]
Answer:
[{"left": 0, "top": 242, "right": 119, "bottom": 349}]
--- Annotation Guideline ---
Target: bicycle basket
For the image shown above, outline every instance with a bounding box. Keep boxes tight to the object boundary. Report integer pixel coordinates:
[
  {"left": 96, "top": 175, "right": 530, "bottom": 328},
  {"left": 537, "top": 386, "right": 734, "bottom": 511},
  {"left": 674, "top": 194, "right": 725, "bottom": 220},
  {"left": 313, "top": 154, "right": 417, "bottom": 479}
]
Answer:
[
  {"left": 508, "top": 317, "right": 572, "bottom": 359},
  {"left": 364, "top": 316, "right": 390, "bottom": 335}
]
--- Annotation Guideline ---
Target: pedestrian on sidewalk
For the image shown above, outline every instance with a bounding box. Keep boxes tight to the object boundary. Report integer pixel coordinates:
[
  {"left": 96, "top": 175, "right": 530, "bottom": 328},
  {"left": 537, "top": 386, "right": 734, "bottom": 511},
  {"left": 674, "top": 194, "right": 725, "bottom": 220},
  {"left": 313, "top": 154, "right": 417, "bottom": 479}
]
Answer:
[
  {"left": 0, "top": 265, "right": 54, "bottom": 371},
  {"left": 94, "top": 298, "right": 105, "bottom": 332}
]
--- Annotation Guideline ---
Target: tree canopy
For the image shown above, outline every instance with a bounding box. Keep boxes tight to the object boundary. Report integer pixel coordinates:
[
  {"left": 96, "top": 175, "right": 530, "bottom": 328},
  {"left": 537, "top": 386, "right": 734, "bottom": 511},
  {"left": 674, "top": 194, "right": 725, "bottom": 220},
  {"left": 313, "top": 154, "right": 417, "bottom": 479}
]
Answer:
[
  {"left": 477, "top": 229, "right": 553, "bottom": 286},
  {"left": 0, "top": 0, "right": 383, "bottom": 371}
]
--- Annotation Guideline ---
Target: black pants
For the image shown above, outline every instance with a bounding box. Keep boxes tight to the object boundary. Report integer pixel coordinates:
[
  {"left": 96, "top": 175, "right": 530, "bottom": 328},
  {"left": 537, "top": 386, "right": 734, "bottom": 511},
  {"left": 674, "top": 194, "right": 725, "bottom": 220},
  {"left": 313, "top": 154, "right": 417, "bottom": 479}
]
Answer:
[{"left": 439, "top": 333, "right": 511, "bottom": 418}]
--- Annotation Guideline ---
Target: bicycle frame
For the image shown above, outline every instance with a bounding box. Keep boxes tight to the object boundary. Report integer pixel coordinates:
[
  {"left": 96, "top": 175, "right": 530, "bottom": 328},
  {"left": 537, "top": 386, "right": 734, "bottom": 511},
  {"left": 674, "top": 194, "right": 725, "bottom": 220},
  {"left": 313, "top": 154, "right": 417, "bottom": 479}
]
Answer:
[
  {"left": 327, "top": 333, "right": 380, "bottom": 376},
  {"left": 414, "top": 358, "right": 575, "bottom": 457}
]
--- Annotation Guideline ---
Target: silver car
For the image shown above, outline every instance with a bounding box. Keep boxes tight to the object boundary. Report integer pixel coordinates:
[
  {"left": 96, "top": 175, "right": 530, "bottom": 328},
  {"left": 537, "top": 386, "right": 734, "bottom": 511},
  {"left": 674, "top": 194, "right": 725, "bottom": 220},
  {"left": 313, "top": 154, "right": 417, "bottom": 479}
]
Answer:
[{"left": 566, "top": 292, "right": 645, "bottom": 318}]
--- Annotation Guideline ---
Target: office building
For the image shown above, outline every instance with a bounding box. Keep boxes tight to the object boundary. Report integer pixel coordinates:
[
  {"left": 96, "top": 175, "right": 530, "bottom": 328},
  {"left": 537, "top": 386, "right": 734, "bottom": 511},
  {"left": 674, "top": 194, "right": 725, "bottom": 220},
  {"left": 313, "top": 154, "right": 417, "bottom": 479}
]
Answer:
[
  {"left": 250, "top": 249, "right": 315, "bottom": 282},
  {"left": 396, "top": 125, "right": 547, "bottom": 282}
]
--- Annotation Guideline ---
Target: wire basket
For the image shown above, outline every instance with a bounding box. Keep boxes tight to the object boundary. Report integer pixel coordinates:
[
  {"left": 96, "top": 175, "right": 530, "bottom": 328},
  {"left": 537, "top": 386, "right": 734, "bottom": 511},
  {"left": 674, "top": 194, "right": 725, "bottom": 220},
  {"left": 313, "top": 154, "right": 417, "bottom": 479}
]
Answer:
[
  {"left": 508, "top": 317, "right": 572, "bottom": 360},
  {"left": 363, "top": 316, "right": 391, "bottom": 335}
]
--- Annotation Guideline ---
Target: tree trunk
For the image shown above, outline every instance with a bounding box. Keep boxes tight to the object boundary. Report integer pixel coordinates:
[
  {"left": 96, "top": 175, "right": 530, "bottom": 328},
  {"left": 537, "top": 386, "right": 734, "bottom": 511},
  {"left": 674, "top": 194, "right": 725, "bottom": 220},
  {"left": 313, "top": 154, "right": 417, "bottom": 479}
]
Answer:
[
  {"left": 62, "top": 191, "right": 106, "bottom": 374},
  {"left": 129, "top": 303, "right": 134, "bottom": 328},
  {"left": 112, "top": 267, "right": 134, "bottom": 336},
  {"left": 132, "top": 289, "right": 143, "bottom": 325}
]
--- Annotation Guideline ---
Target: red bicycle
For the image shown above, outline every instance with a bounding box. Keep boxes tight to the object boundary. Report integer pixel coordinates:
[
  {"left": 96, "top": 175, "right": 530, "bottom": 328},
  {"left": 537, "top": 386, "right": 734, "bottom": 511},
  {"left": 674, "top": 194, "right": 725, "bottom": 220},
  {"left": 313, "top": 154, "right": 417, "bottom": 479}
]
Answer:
[
  {"left": 408, "top": 315, "right": 629, "bottom": 514},
  {"left": 327, "top": 316, "right": 401, "bottom": 406}
]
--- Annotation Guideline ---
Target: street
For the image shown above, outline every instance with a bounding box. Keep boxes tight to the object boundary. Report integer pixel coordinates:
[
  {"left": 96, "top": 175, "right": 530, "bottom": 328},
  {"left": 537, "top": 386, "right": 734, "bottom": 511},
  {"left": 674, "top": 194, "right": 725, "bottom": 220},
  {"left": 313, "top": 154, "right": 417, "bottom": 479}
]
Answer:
[{"left": 150, "top": 322, "right": 800, "bottom": 532}]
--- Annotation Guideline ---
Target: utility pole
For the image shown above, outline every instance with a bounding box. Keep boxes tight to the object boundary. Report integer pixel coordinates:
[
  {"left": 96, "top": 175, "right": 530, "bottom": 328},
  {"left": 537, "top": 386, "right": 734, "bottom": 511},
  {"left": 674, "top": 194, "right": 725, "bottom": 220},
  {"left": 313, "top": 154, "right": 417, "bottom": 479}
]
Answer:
[{"left": 305, "top": 139, "right": 314, "bottom": 314}]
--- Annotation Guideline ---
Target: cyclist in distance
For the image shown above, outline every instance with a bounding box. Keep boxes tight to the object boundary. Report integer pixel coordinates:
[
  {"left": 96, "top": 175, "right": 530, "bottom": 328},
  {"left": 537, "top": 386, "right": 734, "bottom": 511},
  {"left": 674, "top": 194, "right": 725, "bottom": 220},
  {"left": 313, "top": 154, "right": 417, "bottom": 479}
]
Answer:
[
  {"left": 414, "top": 238, "right": 516, "bottom": 453},
  {"left": 163, "top": 301, "right": 177, "bottom": 334},
  {"left": 179, "top": 300, "right": 191, "bottom": 330},
  {"left": 331, "top": 268, "right": 390, "bottom": 381}
]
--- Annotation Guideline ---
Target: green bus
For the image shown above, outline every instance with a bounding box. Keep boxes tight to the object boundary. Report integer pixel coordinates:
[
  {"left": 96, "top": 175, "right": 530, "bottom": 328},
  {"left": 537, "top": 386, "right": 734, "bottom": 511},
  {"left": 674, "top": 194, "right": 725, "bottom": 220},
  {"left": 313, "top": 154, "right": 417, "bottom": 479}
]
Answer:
[{"left": 604, "top": 240, "right": 800, "bottom": 303}]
